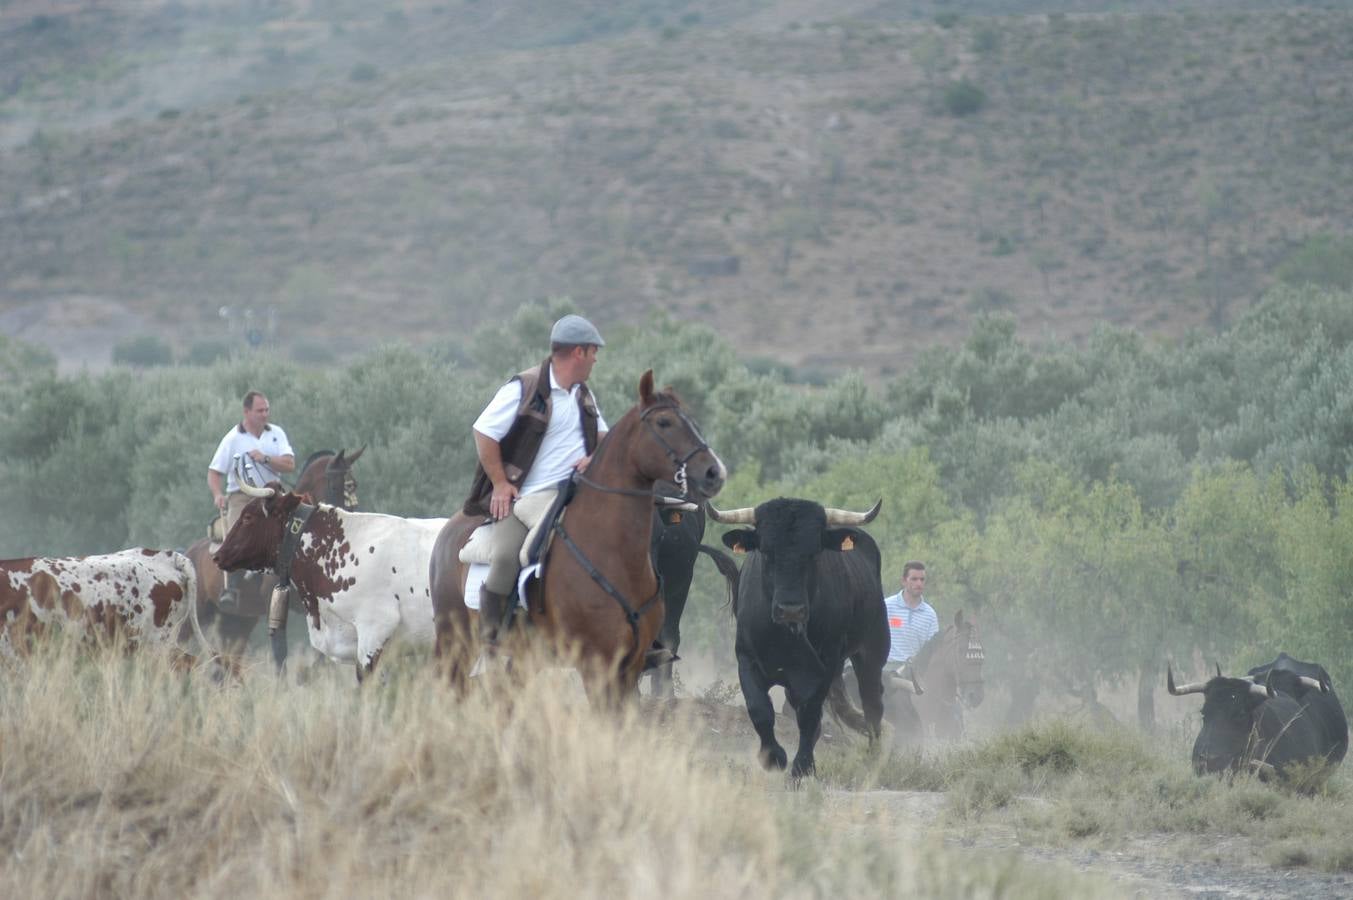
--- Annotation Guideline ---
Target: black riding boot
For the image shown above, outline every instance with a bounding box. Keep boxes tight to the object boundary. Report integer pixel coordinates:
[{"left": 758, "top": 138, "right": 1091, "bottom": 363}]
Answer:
[{"left": 478, "top": 586, "right": 511, "bottom": 647}]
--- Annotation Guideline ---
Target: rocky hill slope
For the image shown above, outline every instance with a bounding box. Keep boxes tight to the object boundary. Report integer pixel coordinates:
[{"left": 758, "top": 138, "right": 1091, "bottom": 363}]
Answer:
[{"left": 1, "top": 1, "right": 1349, "bottom": 375}]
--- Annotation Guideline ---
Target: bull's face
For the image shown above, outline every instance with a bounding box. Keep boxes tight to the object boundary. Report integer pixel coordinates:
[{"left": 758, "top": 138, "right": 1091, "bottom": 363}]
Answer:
[
  {"left": 1193, "top": 679, "right": 1271, "bottom": 774},
  {"left": 719, "top": 499, "right": 867, "bottom": 634},
  {"left": 212, "top": 493, "right": 297, "bottom": 572}
]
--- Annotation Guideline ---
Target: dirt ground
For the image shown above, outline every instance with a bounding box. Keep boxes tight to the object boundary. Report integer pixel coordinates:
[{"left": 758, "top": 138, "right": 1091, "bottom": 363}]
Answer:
[{"left": 666, "top": 694, "right": 1353, "bottom": 900}]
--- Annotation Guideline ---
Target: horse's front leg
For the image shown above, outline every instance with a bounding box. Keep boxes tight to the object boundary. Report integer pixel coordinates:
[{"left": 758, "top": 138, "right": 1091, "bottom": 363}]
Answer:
[{"left": 738, "top": 652, "right": 786, "bottom": 771}]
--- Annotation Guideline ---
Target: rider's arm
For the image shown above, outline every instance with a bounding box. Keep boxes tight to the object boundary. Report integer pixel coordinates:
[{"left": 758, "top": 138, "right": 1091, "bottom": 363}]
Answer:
[
  {"left": 208, "top": 468, "right": 227, "bottom": 510},
  {"left": 475, "top": 430, "right": 519, "bottom": 520}
]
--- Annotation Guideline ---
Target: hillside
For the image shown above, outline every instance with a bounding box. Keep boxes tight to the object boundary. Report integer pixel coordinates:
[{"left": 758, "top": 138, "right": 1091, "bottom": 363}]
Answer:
[{"left": 2, "top": 0, "right": 1351, "bottom": 375}]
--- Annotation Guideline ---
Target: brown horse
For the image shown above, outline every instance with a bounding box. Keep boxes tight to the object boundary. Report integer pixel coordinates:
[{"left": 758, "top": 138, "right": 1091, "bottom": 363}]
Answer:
[
  {"left": 185, "top": 447, "right": 364, "bottom": 666},
  {"left": 909, "top": 610, "right": 986, "bottom": 741},
  {"left": 833, "top": 609, "right": 985, "bottom": 745},
  {"left": 429, "top": 371, "right": 726, "bottom": 700}
]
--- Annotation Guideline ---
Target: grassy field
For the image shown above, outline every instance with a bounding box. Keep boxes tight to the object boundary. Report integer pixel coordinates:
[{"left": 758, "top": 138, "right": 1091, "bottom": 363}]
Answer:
[
  {"left": 0, "top": 637, "right": 1122, "bottom": 898},
  {"left": 4, "top": 636, "right": 1351, "bottom": 897}
]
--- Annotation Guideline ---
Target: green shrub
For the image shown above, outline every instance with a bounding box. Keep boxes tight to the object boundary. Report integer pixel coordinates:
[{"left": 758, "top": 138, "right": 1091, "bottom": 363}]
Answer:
[
  {"left": 184, "top": 339, "right": 233, "bottom": 366},
  {"left": 349, "top": 62, "right": 379, "bottom": 83},
  {"left": 112, "top": 335, "right": 172, "bottom": 368},
  {"left": 1276, "top": 233, "right": 1353, "bottom": 290},
  {"left": 941, "top": 79, "right": 987, "bottom": 117}
]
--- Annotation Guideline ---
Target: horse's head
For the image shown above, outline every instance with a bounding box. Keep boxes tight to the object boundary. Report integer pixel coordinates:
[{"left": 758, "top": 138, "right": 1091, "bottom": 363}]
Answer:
[
  {"left": 295, "top": 447, "right": 364, "bottom": 510},
  {"left": 632, "top": 370, "right": 726, "bottom": 501},
  {"left": 952, "top": 609, "right": 985, "bottom": 709}
]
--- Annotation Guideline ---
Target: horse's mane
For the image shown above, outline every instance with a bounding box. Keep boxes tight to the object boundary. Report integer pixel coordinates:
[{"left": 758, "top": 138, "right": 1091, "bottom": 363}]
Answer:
[
  {"left": 587, "top": 386, "right": 684, "bottom": 471},
  {"left": 911, "top": 623, "right": 952, "bottom": 675},
  {"left": 299, "top": 449, "right": 337, "bottom": 474}
]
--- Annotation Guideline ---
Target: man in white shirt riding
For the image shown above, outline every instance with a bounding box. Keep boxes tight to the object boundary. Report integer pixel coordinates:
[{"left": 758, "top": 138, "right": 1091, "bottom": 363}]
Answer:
[
  {"left": 461, "top": 314, "right": 609, "bottom": 648},
  {"left": 208, "top": 390, "right": 295, "bottom": 612}
]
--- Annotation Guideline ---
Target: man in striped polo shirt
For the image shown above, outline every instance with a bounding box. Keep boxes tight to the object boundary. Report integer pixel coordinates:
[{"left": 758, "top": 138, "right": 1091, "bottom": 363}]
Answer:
[{"left": 885, "top": 561, "right": 939, "bottom": 673}]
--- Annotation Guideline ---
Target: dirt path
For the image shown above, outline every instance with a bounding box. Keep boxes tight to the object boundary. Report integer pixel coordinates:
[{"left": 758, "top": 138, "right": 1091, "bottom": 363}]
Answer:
[{"left": 670, "top": 696, "right": 1353, "bottom": 900}]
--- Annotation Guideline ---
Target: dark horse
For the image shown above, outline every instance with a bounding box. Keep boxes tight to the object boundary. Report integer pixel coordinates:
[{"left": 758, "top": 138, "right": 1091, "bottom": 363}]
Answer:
[
  {"left": 429, "top": 371, "right": 726, "bottom": 700},
  {"left": 833, "top": 609, "right": 985, "bottom": 745},
  {"left": 185, "top": 447, "right": 364, "bottom": 666}
]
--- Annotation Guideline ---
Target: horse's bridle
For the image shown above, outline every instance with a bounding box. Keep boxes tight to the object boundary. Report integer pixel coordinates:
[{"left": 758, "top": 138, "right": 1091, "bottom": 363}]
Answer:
[
  {"left": 955, "top": 624, "right": 986, "bottom": 705},
  {"left": 326, "top": 466, "right": 358, "bottom": 510},
  {"left": 575, "top": 401, "right": 711, "bottom": 500}
]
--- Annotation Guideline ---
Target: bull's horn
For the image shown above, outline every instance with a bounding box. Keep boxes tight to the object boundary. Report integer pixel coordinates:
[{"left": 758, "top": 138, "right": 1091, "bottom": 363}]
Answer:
[
  {"left": 1215, "top": 662, "right": 1223, "bottom": 678},
  {"left": 1250, "top": 682, "right": 1274, "bottom": 698},
  {"left": 1299, "top": 675, "right": 1327, "bottom": 692},
  {"left": 655, "top": 496, "right": 699, "bottom": 511},
  {"left": 823, "top": 499, "right": 883, "bottom": 527},
  {"left": 1167, "top": 664, "right": 1207, "bottom": 696},
  {"left": 706, "top": 502, "right": 755, "bottom": 525},
  {"left": 238, "top": 479, "right": 276, "bottom": 498}
]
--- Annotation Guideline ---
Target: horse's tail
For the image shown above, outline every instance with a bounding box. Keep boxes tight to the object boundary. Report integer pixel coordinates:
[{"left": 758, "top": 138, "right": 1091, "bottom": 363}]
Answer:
[
  {"left": 696, "top": 544, "right": 740, "bottom": 615},
  {"left": 173, "top": 551, "right": 217, "bottom": 665},
  {"left": 827, "top": 672, "right": 873, "bottom": 737}
]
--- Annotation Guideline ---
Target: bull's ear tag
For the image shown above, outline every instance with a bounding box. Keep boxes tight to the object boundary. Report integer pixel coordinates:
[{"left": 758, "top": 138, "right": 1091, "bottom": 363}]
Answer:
[
  {"left": 840, "top": 535, "right": 854, "bottom": 551},
  {"left": 289, "top": 518, "right": 304, "bottom": 535},
  {"left": 733, "top": 542, "right": 745, "bottom": 554},
  {"left": 670, "top": 512, "right": 682, "bottom": 524}
]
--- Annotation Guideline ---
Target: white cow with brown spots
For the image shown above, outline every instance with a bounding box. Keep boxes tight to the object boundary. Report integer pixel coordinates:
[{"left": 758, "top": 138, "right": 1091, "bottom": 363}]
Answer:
[
  {"left": 0, "top": 548, "right": 209, "bottom": 664},
  {"left": 212, "top": 484, "right": 444, "bottom": 679}
]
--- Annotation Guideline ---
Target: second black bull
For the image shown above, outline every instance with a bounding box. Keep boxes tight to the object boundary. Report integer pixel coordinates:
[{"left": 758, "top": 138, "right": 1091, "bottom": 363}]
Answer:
[{"left": 645, "top": 500, "right": 740, "bottom": 697}]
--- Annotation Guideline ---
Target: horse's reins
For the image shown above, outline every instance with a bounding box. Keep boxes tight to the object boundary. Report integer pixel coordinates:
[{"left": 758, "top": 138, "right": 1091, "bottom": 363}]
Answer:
[{"left": 555, "top": 401, "right": 708, "bottom": 662}]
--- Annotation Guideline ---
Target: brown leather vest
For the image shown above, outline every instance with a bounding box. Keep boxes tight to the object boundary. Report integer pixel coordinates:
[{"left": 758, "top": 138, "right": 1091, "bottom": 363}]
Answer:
[{"left": 462, "top": 358, "right": 600, "bottom": 517}]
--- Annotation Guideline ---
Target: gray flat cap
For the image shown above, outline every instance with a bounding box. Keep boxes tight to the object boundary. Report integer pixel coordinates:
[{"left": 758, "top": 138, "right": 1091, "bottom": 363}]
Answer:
[{"left": 550, "top": 314, "right": 605, "bottom": 347}]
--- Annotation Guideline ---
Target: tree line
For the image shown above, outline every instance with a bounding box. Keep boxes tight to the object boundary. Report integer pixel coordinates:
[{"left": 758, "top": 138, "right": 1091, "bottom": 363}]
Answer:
[{"left": 3, "top": 285, "right": 1352, "bottom": 726}]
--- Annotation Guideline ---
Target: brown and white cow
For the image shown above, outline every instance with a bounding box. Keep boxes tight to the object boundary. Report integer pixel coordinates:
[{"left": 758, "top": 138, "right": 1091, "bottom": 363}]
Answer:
[
  {"left": 0, "top": 548, "right": 210, "bottom": 663},
  {"left": 212, "top": 484, "right": 445, "bottom": 680}
]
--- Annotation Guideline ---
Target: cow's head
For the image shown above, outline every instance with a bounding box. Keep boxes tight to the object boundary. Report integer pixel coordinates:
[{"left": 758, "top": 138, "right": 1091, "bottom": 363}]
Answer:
[
  {"left": 710, "top": 497, "right": 880, "bottom": 632},
  {"left": 1169, "top": 665, "right": 1275, "bottom": 775},
  {"left": 212, "top": 483, "right": 306, "bottom": 573}
]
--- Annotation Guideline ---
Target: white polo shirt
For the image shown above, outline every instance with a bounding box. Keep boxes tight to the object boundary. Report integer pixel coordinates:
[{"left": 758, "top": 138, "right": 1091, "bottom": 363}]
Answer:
[
  {"left": 472, "top": 365, "right": 608, "bottom": 496},
  {"left": 209, "top": 423, "right": 294, "bottom": 492}
]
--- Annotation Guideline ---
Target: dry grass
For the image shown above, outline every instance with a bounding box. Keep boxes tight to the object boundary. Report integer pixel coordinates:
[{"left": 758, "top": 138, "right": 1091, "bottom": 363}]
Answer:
[{"left": 0, "top": 638, "right": 1121, "bottom": 898}]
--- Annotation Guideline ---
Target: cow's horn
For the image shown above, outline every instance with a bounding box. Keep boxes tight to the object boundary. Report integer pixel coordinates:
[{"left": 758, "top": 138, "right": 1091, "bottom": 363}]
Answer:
[
  {"left": 656, "top": 496, "right": 699, "bottom": 511},
  {"left": 1250, "top": 682, "right": 1274, "bottom": 698},
  {"left": 237, "top": 480, "right": 276, "bottom": 498},
  {"left": 706, "top": 502, "right": 755, "bottom": 525},
  {"left": 1167, "top": 664, "right": 1207, "bottom": 696},
  {"left": 823, "top": 499, "right": 882, "bottom": 527},
  {"left": 1298, "top": 675, "right": 1327, "bottom": 692}
]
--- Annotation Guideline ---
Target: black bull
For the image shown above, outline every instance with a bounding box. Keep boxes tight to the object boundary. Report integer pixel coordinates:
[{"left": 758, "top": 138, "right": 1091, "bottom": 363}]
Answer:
[
  {"left": 711, "top": 497, "right": 888, "bottom": 779},
  {"left": 1169, "top": 655, "right": 1346, "bottom": 785},
  {"left": 646, "top": 502, "right": 740, "bottom": 697}
]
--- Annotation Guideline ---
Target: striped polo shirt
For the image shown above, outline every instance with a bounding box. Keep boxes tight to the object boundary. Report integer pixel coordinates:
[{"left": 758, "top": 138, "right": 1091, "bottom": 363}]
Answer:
[{"left": 885, "top": 593, "right": 939, "bottom": 664}]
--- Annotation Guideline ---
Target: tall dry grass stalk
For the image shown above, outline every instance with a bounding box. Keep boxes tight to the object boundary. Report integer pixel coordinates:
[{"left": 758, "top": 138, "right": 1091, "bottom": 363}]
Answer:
[{"left": 0, "top": 638, "right": 1119, "bottom": 899}]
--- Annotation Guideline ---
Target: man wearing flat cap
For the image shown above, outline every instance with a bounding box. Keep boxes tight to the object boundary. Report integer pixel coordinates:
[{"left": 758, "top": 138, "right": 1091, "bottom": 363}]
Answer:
[{"left": 462, "top": 313, "right": 609, "bottom": 649}]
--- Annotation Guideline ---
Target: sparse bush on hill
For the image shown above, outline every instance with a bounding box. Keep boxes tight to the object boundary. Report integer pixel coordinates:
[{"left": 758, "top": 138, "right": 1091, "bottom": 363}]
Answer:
[
  {"left": 941, "top": 78, "right": 987, "bottom": 116},
  {"left": 112, "top": 334, "right": 173, "bottom": 367},
  {"left": 1276, "top": 233, "right": 1353, "bottom": 290},
  {"left": 183, "top": 338, "right": 233, "bottom": 366}
]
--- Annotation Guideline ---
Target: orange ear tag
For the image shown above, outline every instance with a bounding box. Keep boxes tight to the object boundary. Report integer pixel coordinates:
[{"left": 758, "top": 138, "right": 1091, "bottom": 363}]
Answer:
[
  {"left": 670, "top": 512, "right": 682, "bottom": 524},
  {"left": 733, "top": 543, "right": 745, "bottom": 554},
  {"left": 840, "top": 535, "right": 855, "bottom": 551}
]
